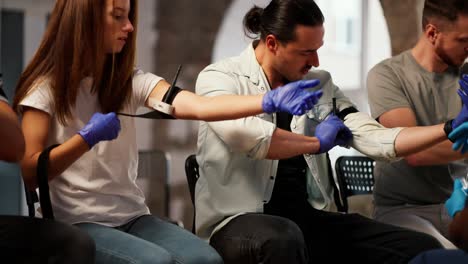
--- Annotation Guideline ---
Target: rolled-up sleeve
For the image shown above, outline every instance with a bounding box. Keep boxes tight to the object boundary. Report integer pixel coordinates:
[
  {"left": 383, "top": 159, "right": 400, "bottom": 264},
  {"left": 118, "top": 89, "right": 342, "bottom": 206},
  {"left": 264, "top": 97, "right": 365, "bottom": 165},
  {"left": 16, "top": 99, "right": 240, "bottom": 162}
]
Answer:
[
  {"left": 345, "top": 112, "right": 403, "bottom": 161},
  {"left": 367, "top": 63, "right": 410, "bottom": 120},
  {"left": 196, "top": 67, "right": 275, "bottom": 159},
  {"left": 19, "top": 80, "right": 53, "bottom": 115},
  {"left": 207, "top": 117, "right": 276, "bottom": 159}
]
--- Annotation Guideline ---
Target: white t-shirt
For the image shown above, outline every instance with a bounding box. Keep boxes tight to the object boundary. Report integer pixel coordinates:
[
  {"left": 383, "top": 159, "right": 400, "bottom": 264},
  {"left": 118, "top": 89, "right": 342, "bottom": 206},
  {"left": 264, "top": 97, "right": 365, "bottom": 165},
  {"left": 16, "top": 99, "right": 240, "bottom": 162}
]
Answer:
[{"left": 20, "top": 69, "right": 163, "bottom": 226}]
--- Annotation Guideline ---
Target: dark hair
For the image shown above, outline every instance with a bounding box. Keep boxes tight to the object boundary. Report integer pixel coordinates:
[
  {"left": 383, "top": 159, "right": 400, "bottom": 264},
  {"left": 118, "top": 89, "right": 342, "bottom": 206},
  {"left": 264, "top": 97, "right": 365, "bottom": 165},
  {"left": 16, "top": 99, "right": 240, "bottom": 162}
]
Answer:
[
  {"left": 243, "top": 0, "right": 324, "bottom": 43},
  {"left": 422, "top": 0, "right": 468, "bottom": 28}
]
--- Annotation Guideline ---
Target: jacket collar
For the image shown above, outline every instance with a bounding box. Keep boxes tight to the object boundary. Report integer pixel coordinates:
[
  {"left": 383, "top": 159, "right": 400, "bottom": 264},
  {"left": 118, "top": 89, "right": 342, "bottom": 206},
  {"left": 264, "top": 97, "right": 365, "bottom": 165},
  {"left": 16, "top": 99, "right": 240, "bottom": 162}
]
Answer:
[{"left": 238, "top": 41, "right": 263, "bottom": 86}]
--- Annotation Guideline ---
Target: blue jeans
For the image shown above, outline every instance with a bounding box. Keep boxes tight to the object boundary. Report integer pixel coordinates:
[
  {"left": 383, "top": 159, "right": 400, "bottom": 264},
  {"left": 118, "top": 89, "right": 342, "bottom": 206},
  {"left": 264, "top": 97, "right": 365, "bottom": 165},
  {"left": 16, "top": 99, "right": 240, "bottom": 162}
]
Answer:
[
  {"left": 76, "top": 215, "right": 222, "bottom": 264},
  {"left": 409, "top": 249, "right": 468, "bottom": 264}
]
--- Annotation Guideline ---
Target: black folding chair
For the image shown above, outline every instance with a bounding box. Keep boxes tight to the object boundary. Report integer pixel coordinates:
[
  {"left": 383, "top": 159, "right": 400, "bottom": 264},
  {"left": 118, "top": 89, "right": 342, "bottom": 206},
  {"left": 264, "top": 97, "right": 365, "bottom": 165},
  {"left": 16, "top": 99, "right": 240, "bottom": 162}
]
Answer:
[
  {"left": 334, "top": 156, "right": 375, "bottom": 213},
  {"left": 184, "top": 154, "right": 199, "bottom": 233}
]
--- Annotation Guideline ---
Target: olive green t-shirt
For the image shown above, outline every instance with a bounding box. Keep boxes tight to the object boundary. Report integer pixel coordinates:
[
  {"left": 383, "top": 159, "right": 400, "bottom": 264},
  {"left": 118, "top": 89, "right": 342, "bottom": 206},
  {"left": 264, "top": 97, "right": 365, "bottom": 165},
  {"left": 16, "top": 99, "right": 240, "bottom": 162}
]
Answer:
[{"left": 367, "top": 50, "right": 465, "bottom": 206}]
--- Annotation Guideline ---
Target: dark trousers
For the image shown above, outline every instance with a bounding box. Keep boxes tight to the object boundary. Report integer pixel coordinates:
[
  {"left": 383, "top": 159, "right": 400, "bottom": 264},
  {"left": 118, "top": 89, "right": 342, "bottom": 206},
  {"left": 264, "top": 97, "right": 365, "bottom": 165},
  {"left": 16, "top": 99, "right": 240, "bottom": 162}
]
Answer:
[
  {"left": 409, "top": 249, "right": 468, "bottom": 264},
  {"left": 210, "top": 169, "right": 442, "bottom": 264},
  {"left": 0, "top": 215, "right": 95, "bottom": 264}
]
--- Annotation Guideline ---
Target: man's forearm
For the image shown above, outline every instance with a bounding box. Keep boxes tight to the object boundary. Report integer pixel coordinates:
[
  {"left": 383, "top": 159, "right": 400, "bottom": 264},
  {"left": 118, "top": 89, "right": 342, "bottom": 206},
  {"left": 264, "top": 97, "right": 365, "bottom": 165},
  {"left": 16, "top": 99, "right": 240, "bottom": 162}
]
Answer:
[
  {"left": 394, "top": 124, "right": 447, "bottom": 158},
  {"left": 266, "top": 128, "right": 320, "bottom": 160},
  {"left": 404, "top": 139, "right": 468, "bottom": 166}
]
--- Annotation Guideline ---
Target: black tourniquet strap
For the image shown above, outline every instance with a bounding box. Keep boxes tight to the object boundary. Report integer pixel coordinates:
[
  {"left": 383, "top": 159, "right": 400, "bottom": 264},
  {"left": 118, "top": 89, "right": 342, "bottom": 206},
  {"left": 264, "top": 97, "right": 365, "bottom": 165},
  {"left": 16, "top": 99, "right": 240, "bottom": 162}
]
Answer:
[{"left": 37, "top": 144, "right": 60, "bottom": 219}]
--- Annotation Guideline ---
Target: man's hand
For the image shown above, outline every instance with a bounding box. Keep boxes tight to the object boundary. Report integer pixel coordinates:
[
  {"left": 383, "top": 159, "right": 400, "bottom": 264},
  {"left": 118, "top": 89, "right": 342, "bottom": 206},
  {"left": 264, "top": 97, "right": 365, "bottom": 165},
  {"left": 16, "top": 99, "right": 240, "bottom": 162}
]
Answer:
[
  {"left": 315, "top": 115, "right": 353, "bottom": 153},
  {"left": 449, "top": 122, "right": 468, "bottom": 153},
  {"left": 445, "top": 178, "right": 468, "bottom": 218},
  {"left": 451, "top": 75, "right": 468, "bottom": 130},
  {"left": 262, "top": 79, "right": 322, "bottom": 115}
]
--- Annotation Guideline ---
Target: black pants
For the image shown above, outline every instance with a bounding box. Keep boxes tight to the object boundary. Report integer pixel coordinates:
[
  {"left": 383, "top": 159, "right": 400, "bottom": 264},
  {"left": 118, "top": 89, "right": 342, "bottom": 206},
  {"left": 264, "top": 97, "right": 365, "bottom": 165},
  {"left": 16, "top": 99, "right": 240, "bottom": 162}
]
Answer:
[
  {"left": 0, "top": 215, "right": 95, "bottom": 264},
  {"left": 210, "top": 169, "right": 442, "bottom": 264}
]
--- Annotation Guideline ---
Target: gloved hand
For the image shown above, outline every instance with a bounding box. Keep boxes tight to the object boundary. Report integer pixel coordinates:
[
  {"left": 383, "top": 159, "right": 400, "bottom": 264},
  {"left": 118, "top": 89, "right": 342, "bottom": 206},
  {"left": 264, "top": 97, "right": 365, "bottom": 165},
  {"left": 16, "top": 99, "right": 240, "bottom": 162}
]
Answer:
[
  {"left": 315, "top": 115, "right": 353, "bottom": 154},
  {"left": 451, "top": 74, "right": 468, "bottom": 130},
  {"left": 262, "top": 79, "right": 322, "bottom": 115},
  {"left": 445, "top": 178, "right": 468, "bottom": 218},
  {"left": 78, "top": 112, "right": 121, "bottom": 149},
  {"left": 449, "top": 122, "right": 468, "bottom": 153}
]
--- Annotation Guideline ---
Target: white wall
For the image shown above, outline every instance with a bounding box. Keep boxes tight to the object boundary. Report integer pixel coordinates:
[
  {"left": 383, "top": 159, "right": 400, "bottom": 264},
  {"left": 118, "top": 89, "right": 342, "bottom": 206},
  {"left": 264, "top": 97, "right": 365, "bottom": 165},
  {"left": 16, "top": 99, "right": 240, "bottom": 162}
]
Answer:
[
  {"left": 212, "top": 0, "right": 270, "bottom": 62},
  {"left": 366, "top": 0, "right": 391, "bottom": 80}
]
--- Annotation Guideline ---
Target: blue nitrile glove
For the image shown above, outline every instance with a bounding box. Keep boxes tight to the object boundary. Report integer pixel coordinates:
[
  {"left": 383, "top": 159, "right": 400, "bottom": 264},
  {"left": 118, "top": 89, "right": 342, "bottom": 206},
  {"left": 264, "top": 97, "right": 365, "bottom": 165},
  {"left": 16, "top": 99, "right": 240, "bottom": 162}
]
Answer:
[
  {"left": 315, "top": 115, "right": 353, "bottom": 154},
  {"left": 262, "top": 79, "right": 322, "bottom": 115},
  {"left": 335, "top": 123, "right": 353, "bottom": 147},
  {"left": 451, "top": 74, "right": 468, "bottom": 130},
  {"left": 445, "top": 178, "right": 468, "bottom": 218},
  {"left": 78, "top": 112, "right": 121, "bottom": 149},
  {"left": 449, "top": 122, "right": 468, "bottom": 154}
]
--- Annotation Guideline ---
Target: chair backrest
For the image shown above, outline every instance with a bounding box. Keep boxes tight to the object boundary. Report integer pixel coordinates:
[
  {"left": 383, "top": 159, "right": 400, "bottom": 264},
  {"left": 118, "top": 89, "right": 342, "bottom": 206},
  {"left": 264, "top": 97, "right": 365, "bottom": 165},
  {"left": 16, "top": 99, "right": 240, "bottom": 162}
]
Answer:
[
  {"left": 335, "top": 156, "right": 375, "bottom": 213},
  {"left": 24, "top": 183, "right": 39, "bottom": 218},
  {"left": 184, "top": 155, "right": 199, "bottom": 206},
  {"left": 184, "top": 154, "right": 199, "bottom": 233},
  {"left": 25, "top": 144, "right": 60, "bottom": 219},
  {"left": 137, "top": 150, "right": 171, "bottom": 217}
]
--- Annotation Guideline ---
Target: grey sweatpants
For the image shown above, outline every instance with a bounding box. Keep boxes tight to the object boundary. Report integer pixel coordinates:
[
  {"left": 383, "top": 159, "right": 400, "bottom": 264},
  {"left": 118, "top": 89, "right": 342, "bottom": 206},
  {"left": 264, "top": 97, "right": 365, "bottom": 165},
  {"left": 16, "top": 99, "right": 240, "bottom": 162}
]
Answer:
[{"left": 374, "top": 203, "right": 457, "bottom": 249}]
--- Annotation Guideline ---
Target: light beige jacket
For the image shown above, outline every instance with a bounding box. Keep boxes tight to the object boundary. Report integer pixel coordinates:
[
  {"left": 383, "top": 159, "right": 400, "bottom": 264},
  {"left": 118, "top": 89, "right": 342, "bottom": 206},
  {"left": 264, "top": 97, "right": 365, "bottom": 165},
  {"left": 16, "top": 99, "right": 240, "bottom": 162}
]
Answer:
[{"left": 195, "top": 43, "right": 403, "bottom": 240}]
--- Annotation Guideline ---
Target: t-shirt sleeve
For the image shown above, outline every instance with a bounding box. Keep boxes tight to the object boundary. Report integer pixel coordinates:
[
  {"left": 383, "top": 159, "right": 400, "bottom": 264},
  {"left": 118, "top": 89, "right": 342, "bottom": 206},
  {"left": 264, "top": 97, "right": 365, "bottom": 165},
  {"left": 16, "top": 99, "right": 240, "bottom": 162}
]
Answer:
[
  {"left": 196, "top": 66, "right": 276, "bottom": 160},
  {"left": 132, "top": 68, "right": 164, "bottom": 107},
  {"left": 367, "top": 62, "right": 411, "bottom": 119},
  {"left": 18, "top": 80, "right": 54, "bottom": 115},
  {"left": 344, "top": 112, "right": 403, "bottom": 162}
]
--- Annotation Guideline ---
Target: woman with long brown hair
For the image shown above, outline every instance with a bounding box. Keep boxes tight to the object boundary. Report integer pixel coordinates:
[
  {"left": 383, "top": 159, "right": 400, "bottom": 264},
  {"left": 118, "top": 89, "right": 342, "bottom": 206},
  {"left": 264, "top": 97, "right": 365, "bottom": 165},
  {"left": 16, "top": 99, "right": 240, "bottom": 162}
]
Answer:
[{"left": 13, "top": 0, "right": 322, "bottom": 263}]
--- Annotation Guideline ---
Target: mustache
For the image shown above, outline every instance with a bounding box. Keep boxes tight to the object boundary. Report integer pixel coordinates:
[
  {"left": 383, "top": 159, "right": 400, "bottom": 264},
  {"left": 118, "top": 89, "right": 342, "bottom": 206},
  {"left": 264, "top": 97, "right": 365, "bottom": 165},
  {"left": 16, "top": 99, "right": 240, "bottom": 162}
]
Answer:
[{"left": 303, "top": 65, "right": 312, "bottom": 72}]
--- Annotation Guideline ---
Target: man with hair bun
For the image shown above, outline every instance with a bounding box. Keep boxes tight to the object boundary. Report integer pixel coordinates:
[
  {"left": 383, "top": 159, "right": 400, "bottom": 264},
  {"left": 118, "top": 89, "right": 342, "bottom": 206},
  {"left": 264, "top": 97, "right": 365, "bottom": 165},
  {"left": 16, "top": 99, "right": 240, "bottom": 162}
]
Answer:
[{"left": 193, "top": 0, "right": 468, "bottom": 263}]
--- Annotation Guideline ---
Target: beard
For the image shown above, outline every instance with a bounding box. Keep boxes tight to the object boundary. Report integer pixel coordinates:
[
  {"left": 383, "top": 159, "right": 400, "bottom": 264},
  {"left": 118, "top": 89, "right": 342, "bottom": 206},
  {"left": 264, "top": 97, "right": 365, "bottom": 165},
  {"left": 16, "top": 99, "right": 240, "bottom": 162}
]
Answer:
[{"left": 435, "top": 45, "right": 465, "bottom": 68}]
